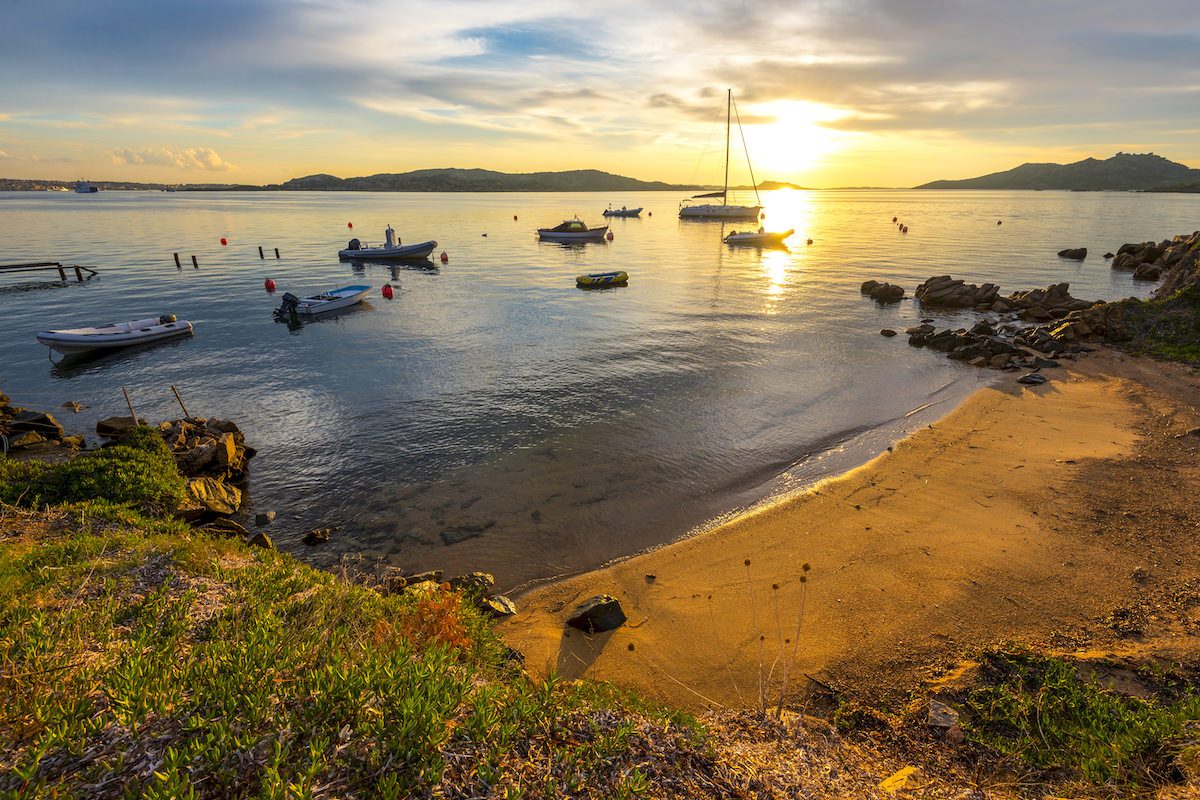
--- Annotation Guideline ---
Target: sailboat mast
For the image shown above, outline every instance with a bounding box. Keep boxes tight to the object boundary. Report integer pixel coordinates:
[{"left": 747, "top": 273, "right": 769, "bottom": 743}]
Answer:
[{"left": 723, "top": 89, "right": 731, "bottom": 206}]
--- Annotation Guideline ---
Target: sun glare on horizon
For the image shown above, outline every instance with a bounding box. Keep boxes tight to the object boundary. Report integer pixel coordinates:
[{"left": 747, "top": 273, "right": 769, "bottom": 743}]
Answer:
[{"left": 742, "top": 100, "right": 854, "bottom": 181}]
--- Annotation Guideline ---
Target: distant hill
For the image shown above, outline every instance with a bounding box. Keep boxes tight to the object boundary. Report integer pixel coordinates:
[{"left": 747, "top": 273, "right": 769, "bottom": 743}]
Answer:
[
  {"left": 278, "top": 168, "right": 697, "bottom": 192},
  {"left": 916, "top": 152, "right": 1200, "bottom": 191}
]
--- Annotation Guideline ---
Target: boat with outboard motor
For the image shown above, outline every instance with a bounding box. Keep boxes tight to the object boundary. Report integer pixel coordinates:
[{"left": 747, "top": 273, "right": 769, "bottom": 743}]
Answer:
[
  {"left": 36, "top": 315, "right": 192, "bottom": 354},
  {"left": 537, "top": 218, "right": 609, "bottom": 242},
  {"left": 679, "top": 90, "right": 762, "bottom": 220},
  {"left": 339, "top": 225, "right": 437, "bottom": 261},
  {"left": 724, "top": 228, "right": 794, "bottom": 246},
  {"left": 275, "top": 285, "right": 371, "bottom": 316},
  {"left": 602, "top": 205, "right": 642, "bottom": 218}
]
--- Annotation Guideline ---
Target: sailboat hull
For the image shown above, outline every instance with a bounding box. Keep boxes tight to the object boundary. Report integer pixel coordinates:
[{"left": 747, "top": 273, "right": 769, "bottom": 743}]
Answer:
[{"left": 679, "top": 204, "right": 762, "bottom": 219}]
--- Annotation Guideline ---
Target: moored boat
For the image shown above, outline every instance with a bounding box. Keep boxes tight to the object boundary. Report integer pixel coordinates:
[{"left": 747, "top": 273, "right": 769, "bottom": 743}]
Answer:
[
  {"left": 602, "top": 205, "right": 643, "bottom": 218},
  {"left": 724, "top": 228, "right": 795, "bottom": 246},
  {"left": 339, "top": 225, "right": 437, "bottom": 261},
  {"left": 36, "top": 315, "right": 192, "bottom": 354},
  {"left": 576, "top": 271, "right": 629, "bottom": 287},
  {"left": 537, "top": 218, "right": 609, "bottom": 242},
  {"left": 678, "top": 90, "right": 762, "bottom": 220},
  {"left": 73, "top": 180, "right": 98, "bottom": 194},
  {"left": 275, "top": 285, "right": 371, "bottom": 316}
]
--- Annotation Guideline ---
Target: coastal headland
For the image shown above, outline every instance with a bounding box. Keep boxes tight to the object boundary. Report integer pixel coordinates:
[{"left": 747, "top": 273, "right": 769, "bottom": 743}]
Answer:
[{"left": 503, "top": 349, "right": 1200, "bottom": 709}]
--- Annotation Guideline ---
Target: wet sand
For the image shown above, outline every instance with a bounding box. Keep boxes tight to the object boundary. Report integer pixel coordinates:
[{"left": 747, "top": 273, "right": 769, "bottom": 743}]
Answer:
[{"left": 501, "top": 350, "right": 1200, "bottom": 709}]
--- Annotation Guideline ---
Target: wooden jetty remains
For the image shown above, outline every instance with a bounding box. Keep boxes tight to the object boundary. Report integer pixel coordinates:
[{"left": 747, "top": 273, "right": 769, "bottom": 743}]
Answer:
[{"left": 0, "top": 262, "right": 98, "bottom": 282}]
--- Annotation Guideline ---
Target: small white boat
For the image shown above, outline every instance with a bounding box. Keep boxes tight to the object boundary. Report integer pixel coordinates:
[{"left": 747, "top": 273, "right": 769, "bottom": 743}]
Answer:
[
  {"left": 339, "top": 225, "right": 436, "bottom": 260},
  {"left": 276, "top": 285, "right": 371, "bottom": 316},
  {"left": 724, "top": 228, "right": 795, "bottom": 246},
  {"left": 36, "top": 315, "right": 192, "bottom": 354},
  {"left": 602, "top": 205, "right": 642, "bottom": 218},
  {"left": 678, "top": 90, "right": 762, "bottom": 221},
  {"left": 537, "top": 218, "right": 609, "bottom": 242}
]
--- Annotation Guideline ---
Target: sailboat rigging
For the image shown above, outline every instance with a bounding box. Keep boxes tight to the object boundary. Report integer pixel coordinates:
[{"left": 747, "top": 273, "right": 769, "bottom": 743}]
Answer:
[{"left": 679, "top": 90, "right": 763, "bottom": 220}]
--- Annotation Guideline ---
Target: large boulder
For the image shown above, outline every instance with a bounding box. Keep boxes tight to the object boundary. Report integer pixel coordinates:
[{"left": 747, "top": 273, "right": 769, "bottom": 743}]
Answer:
[
  {"left": 915, "top": 276, "right": 1000, "bottom": 308},
  {"left": 566, "top": 595, "right": 627, "bottom": 633},
  {"left": 1057, "top": 247, "right": 1087, "bottom": 260},
  {"left": 96, "top": 415, "right": 145, "bottom": 437},
  {"left": 861, "top": 280, "right": 905, "bottom": 303},
  {"left": 182, "top": 477, "right": 242, "bottom": 516},
  {"left": 1133, "top": 262, "right": 1163, "bottom": 281},
  {"left": 10, "top": 410, "right": 65, "bottom": 440}
]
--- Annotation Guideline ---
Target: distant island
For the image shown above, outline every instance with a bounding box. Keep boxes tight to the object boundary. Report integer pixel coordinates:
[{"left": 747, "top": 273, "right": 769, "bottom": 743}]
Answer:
[
  {"left": 916, "top": 152, "right": 1200, "bottom": 191},
  {"left": 0, "top": 168, "right": 703, "bottom": 193}
]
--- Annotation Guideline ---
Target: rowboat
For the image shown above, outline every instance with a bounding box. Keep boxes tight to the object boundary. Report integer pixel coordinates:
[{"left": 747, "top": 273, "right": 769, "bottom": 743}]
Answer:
[
  {"left": 576, "top": 271, "right": 629, "bottom": 288},
  {"left": 537, "top": 218, "right": 608, "bottom": 242},
  {"left": 276, "top": 285, "right": 371, "bottom": 316},
  {"left": 602, "top": 206, "right": 642, "bottom": 218},
  {"left": 339, "top": 225, "right": 437, "bottom": 260},
  {"left": 36, "top": 315, "right": 192, "bottom": 354},
  {"left": 724, "top": 228, "right": 794, "bottom": 246}
]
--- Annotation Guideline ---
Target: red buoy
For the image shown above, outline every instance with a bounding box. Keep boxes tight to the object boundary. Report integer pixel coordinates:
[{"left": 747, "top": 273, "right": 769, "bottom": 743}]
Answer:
[
  {"left": 648, "top": 211, "right": 653, "bottom": 217},
  {"left": 382, "top": 283, "right": 394, "bottom": 299},
  {"left": 806, "top": 239, "right": 813, "bottom": 245},
  {"left": 264, "top": 278, "right": 276, "bottom": 293},
  {"left": 997, "top": 220, "right": 1002, "bottom": 225},
  {"left": 513, "top": 215, "right": 518, "bottom": 221},
  {"left": 606, "top": 231, "right": 614, "bottom": 241},
  {"left": 220, "top": 237, "right": 227, "bottom": 246},
  {"left": 892, "top": 216, "right": 897, "bottom": 223},
  {"left": 440, "top": 251, "right": 448, "bottom": 264},
  {"left": 348, "top": 221, "right": 353, "bottom": 229}
]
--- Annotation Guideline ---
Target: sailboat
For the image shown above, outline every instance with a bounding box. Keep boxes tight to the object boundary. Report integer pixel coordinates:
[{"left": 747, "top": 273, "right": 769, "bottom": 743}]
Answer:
[{"left": 679, "top": 90, "right": 762, "bottom": 220}]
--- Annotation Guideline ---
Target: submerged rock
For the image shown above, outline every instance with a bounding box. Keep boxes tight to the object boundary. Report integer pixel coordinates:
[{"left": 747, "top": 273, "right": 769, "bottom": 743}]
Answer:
[
  {"left": 1057, "top": 247, "right": 1087, "bottom": 260},
  {"left": 302, "top": 527, "right": 332, "bottom": 545},
  {"left": 567, "top": 595, "right": 627, "bottom": 633}
]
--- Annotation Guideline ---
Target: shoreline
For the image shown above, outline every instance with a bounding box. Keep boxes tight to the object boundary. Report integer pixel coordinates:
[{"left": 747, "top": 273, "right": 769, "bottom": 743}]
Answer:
[{"left": 500, "top": 348, "right": 1200, "bottom": 709}]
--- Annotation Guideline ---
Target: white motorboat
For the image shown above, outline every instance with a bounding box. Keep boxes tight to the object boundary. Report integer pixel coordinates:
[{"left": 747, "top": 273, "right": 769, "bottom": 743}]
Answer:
[
  {"left": 276, "top": 285, "right": 371, "bottom": 316},
  {"left": 339, "top": 225, "right": 436, "bottom": 260},
  {"left": 602, "top": 205, "right": 643, "bottom": 218},
  {"left": 678, "top": 90, "right": 762, "bottom": 220},
  {"left": 724, "top": 228, "right": 794, "bottom": 246},
  {"left": 537, "top": 218, "right": 609, "bottom": 242},
  {"left": 36, "top": 315, "right": 192, "bottom": 354}
]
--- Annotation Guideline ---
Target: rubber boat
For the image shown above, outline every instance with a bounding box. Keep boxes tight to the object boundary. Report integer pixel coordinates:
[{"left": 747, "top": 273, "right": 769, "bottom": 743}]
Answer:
[
  {"left": 537, "top": 218, "right": 608, "bottom": 242},
  {"left": 339, "top": 225, "right": 437, "bottom": 261},
  {"left": 602, "top": 205, "right": 642, "bottom": 218},
  {"left": 276, "top": 285, "right": 371, "bottom": 316},
  {"left": 36, "top": 315, "right": 192, "bottom": 354},
  {"left": 576, "top": 271, "right": 629, "bottom": 287},
  {"left": 724, "top": 228, "right": 795, "bottom": 246}
]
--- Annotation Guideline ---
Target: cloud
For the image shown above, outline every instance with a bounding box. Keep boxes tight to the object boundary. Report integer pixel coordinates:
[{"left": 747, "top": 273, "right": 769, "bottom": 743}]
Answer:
[
  {"left": 111, "top": 146, "right": 233, "bottom": 170},
  {"left": 0, "top": 149, "right": 78, "bottom": 163}
]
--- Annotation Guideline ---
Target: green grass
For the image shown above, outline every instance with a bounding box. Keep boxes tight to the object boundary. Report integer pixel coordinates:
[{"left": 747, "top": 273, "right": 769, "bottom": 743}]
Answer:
[
  {"left": 0, "top": 426, "right": 185, "bottom": 514},
  {"left": 1114, "top": 284, "right": 1200, "bottom": 365},
  {"left": 0, "top": 503, "right": 708, "bottom": 798},
  {"left": 962, "top": 649, "right": 1200, "bottom": 787}
]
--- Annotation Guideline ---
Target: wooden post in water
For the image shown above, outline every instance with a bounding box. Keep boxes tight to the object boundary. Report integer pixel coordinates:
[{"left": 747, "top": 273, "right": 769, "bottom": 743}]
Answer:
[
  {"left": 258, "top": 246, "right": 264, "bottom": 259},
  {"left": 73, "top": 266, "right": 83, "bottom": 281},
  {"left": 56, "top": 265, "right": 66, "bottom": 281},
  {"left": 170, "top": 385, "right": 191, "bottom": 418},
  {"left": 191, "top": 255, "right": 198, "bottom": 268},
  {"left": 173, "top": 252, "right": 181, "bottom": 267},
  {"left": 121, "top": 388, "right": 138, "bottom": 423},
  {"left": 274, "top": 248, "right": 280, "bottom": 259}
]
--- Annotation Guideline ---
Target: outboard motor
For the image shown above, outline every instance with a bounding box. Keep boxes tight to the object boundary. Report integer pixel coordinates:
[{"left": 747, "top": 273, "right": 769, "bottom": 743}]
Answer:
[
  {"left": 275, "top": 292, "right": 300, "bottom": 319},
  {"left": 158, "top": 313, "right": 177, "bottom": 324},
  {"left": 347, "top": 238, "right": 361, "bottom": 251}
]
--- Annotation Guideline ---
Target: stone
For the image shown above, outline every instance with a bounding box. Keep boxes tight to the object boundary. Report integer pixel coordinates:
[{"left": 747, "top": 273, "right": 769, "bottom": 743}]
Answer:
[
  {"left": 11, "top": 410, "right": 65, "bottom": 439},
  {"left": 7, "top": 430, "right": 48, "bottom": 448},
  {"left": 880, "top": 328, "right": 897, "bottom": 337},
  {"left": 1132, "top": 262, "right": 1162, "bottom": 281},
  {"left": 449, "top": 571, "right": 495, "bottom": 594},
  {"left": 1057, "top": 247, "right": 1087, "bottom": 260},
  {"left": 928, "top": 699, "right": 960, "bottom": 728},
  {"left": 406, "top": 569, "right": 444, "bottom": 586},
  {"left": 96, "top": 415, "right": 145, "bottom": 437},
  {"left": 302, "top": 527, "right": 332, "bottom": 545},
  {"left": 1175, "top": 427, "right": 1200, "bottom": 438},
  {"left": 879, "top": 766, "right": 921, "bottom": 793},
  {"left": 1103, "top": 252, "right": 1114, "bottom": 259},
  {"left": 255, "top": 511, "right": 277, "bottom": 526},
  {"left": 566, "top": 595, "right": 627, "bottom": 633},
  {"left": 480, "top": 595, "right": 517, "bottom": 618},
  {"left": 201, "top": 518, "right": 248, "bottom": 538},
  {"left": 1017, "top": 373, "right": 1048, "bottom": 385},
  {"left": 383, "top": 575, "right": 408, "bottom": 594},
  {"left": 205, "top": 418, "right": 241, "bottom": 435},
  {"left": 860, "top": 280, "right": 881, "bottom": 294},
  {"left": 60, "top": 435, "right": 85, "bottom": 448},
  {"left": 246, "top": 532, "right": 274, "bottom": 550},
  {"left": 1032, "top": 357, "right": 1059, "bottom": 369},
  {"left": 61, "top": 401, "right": 87, "bottom": 413},
  {"left": 184, "top": 477, "right": 242, "bottom": 515},
  {"left": 988, "top": 353, "right": 1010, "bottom": 368}
]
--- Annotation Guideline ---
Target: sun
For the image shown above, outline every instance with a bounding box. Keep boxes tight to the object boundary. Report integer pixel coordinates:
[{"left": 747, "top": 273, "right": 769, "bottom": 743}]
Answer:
[{"left": 742, "top": 100, "right": 852, "bottom": 179}]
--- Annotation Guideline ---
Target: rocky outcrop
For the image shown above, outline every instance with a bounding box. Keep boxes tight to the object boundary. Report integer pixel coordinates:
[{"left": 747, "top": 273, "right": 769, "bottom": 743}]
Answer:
[
  {"left": 915, "top": 276, "right": 1098, "bottom": 320},
  {"left": 1057, "top": 247, "right": 1087, "bottom": 260},
  {"left": 180, "top": 477, "right": 243, "bottom": 517},
  {"left": 567, "top": 595, "right": 627, "bottom": 633},
  {"left": 860, "top": 280, "right": 905, "bottom": 303},
  {"left": 157, "top": 417, "right": 252, "bottom": 481},
  {"left": 914, "top": 276, "right": 1000, "bottom": 309},
  {"left": 1, "top": 395, "right": 81, "bottom": 455}
]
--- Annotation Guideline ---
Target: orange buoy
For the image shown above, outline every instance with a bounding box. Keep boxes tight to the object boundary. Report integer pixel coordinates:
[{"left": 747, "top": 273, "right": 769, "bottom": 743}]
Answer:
[
  {"left": 382, "top": 283, "right": 394, "bottom": 299},
  {"left": 806, "top": 239, "right": 813, "bottom": 245},
  {"left": 440, "top": 251, "right": 448, "bottom": 264},
  {"left": 264, "top": 278, "right": 276, "bottom": 292},
  {"left": 220, "top": 237, "right": 227, "bottom": 245},
  {"left": 606, "top": 231, "right": 614, "bottom": 241},
  {"left": 892, "top": 216, "right": 897, "bottom": 223},
  {"left": 513, "top": 215, "right": 518, "bottom": 220},
  {"left": 997, "top": 220, "right": 1002, "bottom": 225}
]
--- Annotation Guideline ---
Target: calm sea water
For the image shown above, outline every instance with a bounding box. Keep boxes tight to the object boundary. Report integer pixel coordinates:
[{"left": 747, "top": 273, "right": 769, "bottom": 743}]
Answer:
[{"left": 0, "top": 189, "right": 1190, "bottom": 588}]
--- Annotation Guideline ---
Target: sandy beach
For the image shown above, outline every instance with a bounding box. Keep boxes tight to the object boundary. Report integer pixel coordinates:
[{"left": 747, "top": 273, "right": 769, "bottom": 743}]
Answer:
[{"left": 502, "top": 350, "right": 1200, "bottom": 709}]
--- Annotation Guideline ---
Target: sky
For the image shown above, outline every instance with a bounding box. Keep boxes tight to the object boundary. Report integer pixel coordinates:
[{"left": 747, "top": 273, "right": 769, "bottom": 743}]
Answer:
[{"left": 2, "top": 0, "right": 1199, "bottom": 187}]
